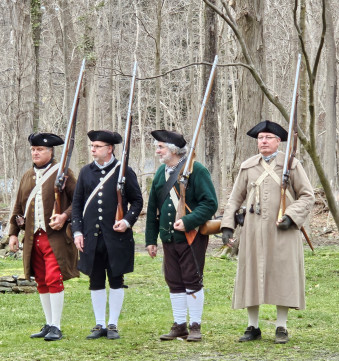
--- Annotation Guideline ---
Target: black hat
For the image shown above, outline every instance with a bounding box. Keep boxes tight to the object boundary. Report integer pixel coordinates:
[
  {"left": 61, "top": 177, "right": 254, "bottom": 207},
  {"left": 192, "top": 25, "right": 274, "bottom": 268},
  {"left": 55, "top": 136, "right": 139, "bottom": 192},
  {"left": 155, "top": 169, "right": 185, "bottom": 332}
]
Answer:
[
  {"left": 246, "top": 120, "right": 288, "bottom": 141},
  {"left": 151, "top": 130, "right": 186, "bottom": 148},
  {"left": 28, "top": 133, "right": 64, "bottom": 147},
  {"left": 87, "top": 130, "right": 122, "bottom": 145}
]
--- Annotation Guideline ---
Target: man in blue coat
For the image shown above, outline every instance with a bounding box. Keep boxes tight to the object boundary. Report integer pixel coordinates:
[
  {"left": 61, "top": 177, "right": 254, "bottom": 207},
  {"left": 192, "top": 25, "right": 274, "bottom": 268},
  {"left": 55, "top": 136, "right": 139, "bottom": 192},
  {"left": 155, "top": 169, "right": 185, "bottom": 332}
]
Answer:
[{"left": 72, "top": 130, "right": 143, "bottom": 340}]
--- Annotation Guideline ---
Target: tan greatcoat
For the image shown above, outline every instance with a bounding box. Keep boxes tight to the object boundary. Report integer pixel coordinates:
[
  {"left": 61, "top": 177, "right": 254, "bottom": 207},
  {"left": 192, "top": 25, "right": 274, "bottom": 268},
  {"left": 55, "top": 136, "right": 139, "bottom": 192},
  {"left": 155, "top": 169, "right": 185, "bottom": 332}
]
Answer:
[
  {"left": 9, "top": 161, "right": 79, "bottom": 281},
  {"left": 221, "top": 152, "right": 314, "bottom": 310}
]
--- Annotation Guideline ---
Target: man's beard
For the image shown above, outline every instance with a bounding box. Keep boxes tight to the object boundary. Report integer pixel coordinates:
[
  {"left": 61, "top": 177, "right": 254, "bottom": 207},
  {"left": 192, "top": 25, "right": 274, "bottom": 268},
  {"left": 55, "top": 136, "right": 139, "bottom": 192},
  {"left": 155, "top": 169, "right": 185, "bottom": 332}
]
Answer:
[{"left": 158, "top": 153, "right": 172, "bottom": 164}]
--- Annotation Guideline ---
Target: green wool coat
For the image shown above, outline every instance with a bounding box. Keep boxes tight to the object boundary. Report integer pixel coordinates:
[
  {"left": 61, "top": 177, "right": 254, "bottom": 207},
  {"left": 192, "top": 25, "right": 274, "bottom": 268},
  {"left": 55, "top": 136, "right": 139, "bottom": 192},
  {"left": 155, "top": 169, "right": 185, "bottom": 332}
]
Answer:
[{"left": 145, "top": 161, "right": 218, "bottom": 246}]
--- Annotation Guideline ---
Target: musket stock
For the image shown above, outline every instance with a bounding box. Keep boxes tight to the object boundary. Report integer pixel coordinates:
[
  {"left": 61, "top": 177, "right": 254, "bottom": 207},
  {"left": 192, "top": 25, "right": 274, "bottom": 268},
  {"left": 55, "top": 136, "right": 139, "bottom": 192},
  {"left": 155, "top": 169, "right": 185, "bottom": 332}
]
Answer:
[
  {"left": 115, "top": 61, "right": 138, "bottom": 222},
  {"left": 53, "top": 59, "right": 86, "bottom": 216},
  {"left": 175, "top": 181, "right": 187, "bottom": 221}
]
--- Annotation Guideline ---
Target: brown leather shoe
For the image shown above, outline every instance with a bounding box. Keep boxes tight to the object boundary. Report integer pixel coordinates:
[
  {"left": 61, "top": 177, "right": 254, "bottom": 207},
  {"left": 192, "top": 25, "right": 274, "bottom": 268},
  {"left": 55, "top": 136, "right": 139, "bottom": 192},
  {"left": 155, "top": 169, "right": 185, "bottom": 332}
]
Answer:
[
  {"left": 160, "top": 322, "right": 188, "bottom": 340},
  {"left": 275, "top": 326, "right": 289, "bottom": 344},
  {"left": 238, "top": 326, "right": 262, "bottom": 342},
  {"left": 187, "top": 322, "right": 202, "bottom": 342}
]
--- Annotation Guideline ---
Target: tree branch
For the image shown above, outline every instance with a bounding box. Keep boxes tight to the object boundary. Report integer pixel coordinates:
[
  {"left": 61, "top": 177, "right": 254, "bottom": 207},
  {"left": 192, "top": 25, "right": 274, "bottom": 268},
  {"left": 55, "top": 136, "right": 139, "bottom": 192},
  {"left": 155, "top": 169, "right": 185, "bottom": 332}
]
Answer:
[{"left": 203, "top": 0, "right": 290, "bottom": 121}]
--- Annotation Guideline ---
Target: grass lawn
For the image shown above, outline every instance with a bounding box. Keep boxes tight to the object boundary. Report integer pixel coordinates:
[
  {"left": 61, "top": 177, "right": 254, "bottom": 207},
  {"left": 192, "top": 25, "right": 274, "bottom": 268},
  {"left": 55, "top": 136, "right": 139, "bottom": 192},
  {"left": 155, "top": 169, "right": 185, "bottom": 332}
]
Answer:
[{"left": 0, "top": 237, "right": 338, "bottom": 361}]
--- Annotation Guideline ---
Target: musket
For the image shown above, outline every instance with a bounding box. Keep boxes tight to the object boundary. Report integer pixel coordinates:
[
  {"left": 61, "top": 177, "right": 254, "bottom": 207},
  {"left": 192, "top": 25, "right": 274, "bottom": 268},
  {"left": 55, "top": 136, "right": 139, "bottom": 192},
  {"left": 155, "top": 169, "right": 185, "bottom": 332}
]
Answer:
[
  {"left": 115, "top": 61, "right": 138, "bottom": 222},
  {"left": 175, "top": 55, "right": 218, "bottom": 245},
  {"left": 278, "top": 54, "right": 314, "bottom": 252},
  {"left": 53, "top": 59, "right": 86, "bottom": 215}
]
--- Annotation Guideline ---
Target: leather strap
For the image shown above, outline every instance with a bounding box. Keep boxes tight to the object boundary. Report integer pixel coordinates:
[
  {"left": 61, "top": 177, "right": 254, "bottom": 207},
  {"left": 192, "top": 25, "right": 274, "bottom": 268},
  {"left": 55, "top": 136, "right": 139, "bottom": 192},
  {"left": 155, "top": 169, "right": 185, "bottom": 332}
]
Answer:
[
  {"left": 83, "top": 161, "right": 121, "bottom": 217},
  {"left": 157, "top": 161, "right": 185, "bottom": 214},
  {"left": 24, "top": 163, "right": 60, "bottom": 218}
]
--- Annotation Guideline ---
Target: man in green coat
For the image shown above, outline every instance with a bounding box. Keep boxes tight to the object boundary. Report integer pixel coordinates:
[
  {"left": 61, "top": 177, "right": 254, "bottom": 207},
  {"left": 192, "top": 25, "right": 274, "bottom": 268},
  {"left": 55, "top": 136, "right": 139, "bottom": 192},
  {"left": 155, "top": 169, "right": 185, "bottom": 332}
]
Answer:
[{"left": 145, "top": 130, "right": 218, "bottom": 342}]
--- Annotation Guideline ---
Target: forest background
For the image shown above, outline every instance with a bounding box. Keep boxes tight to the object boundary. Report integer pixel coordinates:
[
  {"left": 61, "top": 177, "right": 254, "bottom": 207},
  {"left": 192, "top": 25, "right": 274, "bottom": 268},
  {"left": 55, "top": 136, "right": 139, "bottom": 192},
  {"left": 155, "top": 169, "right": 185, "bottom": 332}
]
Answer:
[{"left": 0, "top": 0, "right": 338, "bottom": 234}]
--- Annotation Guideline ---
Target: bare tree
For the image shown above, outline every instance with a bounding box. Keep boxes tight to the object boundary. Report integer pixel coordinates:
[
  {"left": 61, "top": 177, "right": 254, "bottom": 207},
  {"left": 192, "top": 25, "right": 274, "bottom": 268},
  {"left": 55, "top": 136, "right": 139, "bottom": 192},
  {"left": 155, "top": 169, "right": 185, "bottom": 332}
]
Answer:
[
  {"left": 203, "top": 0, "right": 339, "bottom": 230},
  {"left": 203, "top": 0, "right": 220, "bottom": 193}
]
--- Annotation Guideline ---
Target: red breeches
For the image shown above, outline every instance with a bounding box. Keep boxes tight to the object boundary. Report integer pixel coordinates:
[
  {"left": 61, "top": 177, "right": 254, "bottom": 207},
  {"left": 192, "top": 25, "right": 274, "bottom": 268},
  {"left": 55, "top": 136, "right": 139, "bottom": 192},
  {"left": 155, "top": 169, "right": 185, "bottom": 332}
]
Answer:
[{"left": 31, "top": 229, "right": 64, "bottom": 294}]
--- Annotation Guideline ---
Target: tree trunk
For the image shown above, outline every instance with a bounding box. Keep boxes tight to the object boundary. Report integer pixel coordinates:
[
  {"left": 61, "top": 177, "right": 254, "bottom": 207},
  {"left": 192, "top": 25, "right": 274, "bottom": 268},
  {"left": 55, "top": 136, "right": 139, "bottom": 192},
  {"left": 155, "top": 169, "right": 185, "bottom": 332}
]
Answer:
[
  {"left": 30, "top": 0, "right": 42, "bottom": 130},
  {"left": 155, "top": 0, "right": 162, "bottom": 130},
  {"left": 232, "top": 0, "right": 265, "bottom": 180},
  {"left": 323, "top": 0, "right": 338, "bottom": 186},
  {"left": 203, "top": 0, "right": 220, "bottom": 197}
]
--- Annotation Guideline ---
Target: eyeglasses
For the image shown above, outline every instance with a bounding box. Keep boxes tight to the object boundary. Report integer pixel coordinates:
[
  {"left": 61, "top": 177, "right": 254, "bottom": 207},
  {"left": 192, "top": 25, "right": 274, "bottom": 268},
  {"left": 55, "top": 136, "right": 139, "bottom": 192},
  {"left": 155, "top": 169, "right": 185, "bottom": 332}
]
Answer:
[
  {"left": 257, "top": 136, "right": 278, "bottom": 141},
  {"left": 89, "top": 144, "right": 110, "bottom": 149}
]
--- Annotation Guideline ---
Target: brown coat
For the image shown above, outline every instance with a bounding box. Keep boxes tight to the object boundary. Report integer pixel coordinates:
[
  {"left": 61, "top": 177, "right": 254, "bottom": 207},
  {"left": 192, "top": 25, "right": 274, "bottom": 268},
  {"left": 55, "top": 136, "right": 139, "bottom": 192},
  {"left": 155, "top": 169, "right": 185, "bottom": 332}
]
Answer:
[
  {"left": 221, "top": 152, "right": 314, "bottom": 310},
  {"left": 9, "top": 161, "right": 79, "bottom": 281}
]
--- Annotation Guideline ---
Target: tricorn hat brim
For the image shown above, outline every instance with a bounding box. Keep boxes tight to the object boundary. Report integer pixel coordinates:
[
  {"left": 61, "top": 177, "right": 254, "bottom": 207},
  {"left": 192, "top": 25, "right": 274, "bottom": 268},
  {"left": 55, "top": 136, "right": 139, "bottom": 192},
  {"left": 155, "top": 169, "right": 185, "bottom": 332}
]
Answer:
[
  {"left": 246, "top": 120, "right": 288, "bottom": 141},
  {"left": 87, "top": 130, "right": 122, "bottom": 145},
  {"left": 28, "top": 133, "right": 64, "bottom": 147},
  {"left": 151, "top": 130, "right": 186, "bottom": 148}
]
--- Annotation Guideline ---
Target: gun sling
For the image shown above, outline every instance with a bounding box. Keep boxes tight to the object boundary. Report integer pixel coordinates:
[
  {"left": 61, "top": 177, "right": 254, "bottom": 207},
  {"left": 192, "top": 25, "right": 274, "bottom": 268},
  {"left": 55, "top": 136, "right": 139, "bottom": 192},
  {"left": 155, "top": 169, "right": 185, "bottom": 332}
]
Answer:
[{"left": 156, "top": 161, "right": 186, "bottom": 215}]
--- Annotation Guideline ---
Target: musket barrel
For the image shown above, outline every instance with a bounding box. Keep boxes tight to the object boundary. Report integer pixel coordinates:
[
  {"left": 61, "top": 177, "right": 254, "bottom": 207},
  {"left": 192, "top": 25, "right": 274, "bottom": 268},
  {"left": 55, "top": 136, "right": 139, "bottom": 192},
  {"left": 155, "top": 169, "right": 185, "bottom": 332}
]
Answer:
[
  {"left": 183, "top": 55, "right": 218, "bottom": 177},
  {"left": 117, "top": 61, "right": 138, "bottom": 190},
  {"left": 56, "top": 59, "right": 86, "bottom": 190},
  {"left": 283, "top": 54, "right": 301, "bottom": 177},
  {"left": 125, "top": 61, "right": 138, "bottom": 136}
]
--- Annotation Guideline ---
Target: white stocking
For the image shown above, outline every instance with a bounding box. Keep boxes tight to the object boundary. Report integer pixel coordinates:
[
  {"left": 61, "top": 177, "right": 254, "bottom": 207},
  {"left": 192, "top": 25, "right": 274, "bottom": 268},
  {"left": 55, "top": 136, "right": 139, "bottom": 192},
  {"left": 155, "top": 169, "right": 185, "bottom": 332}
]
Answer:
[
  {"left": 50, "top": 291, "right": 64, "bottom": 329},
  {"left": 39, "top": 293, "right": 52, "bottom": 325},
  {"left": 276, "top": 305, "right": 289, "bottom": 329},
  {"left": 247, "top": 305, "right": 259, "bottom": 328},
  {"left": 108, "top": 288, "right": 124, "bottom": 327},
  {"left": 91, "top": 289, "right": 107, "bottom": 327},
  {"left": 170, "top": 292, "right": 187, "bottom": 324},
  {"left": 186, "top": 289, "right": 204, "bottom": 325}
]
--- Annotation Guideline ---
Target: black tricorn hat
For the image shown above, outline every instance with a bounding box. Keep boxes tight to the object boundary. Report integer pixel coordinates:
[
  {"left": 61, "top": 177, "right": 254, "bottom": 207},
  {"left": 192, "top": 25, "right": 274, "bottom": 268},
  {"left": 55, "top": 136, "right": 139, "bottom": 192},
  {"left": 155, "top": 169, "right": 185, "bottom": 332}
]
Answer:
[
  {"left": 28, "top": 133, "right": 64, "bottom": 147},
  {"left": 246, "top": 120, "right": 288, "bottom": 141},
  {"left": 87, "top": 130, "right": 122, "bottom": 145},
  {"left": 151, "top": 130, "right": 187, "bottom": 148}
]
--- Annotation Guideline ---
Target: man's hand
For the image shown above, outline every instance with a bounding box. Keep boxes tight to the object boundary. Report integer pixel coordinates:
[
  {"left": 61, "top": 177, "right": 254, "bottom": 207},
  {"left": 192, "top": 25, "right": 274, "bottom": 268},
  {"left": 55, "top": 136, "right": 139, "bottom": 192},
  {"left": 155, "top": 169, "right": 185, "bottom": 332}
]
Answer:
[
  {"left": 147, "top": 245, "right": 157, "bottom": 258},
  {"left": 9, "top": 235, "right": 19, "bottom": 253},
  {"left": 49, "top": 212, "right": 68, "bottom": 231},
  {"left": 173, "top": 219, "right": 186, "bottom": 232},
  {"left": 221, "top": 227, "right": 234, "bottom": 245},
  {"left": 74, "top": 234, "right": 84, "bottom": 252},
  {"left": 276, "top": 215, "right": 293, "bottom": 230},
  {"left": 113, "top": 220, "right": 128, "bottom": 233}
]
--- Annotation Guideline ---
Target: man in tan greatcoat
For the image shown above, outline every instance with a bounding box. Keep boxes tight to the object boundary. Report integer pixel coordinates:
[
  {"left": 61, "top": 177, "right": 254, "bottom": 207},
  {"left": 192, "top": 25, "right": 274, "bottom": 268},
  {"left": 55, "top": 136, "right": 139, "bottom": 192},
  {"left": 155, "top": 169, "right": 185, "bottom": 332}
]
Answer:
[
  {"left": 9, "top": 133, "right": 79, "bottom": 341},
  {"left": 221, "top": 120, "right": 314, "bottom": 344}
]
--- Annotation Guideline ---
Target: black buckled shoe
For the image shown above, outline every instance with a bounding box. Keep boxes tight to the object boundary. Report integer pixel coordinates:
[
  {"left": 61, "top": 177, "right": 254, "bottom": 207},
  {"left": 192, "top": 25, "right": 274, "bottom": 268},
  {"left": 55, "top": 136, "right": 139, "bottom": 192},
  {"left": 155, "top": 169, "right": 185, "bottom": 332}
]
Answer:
[
  {"left": 86, "top": 324, "right": 107, "bottom": 339},
  {"left": 30, "top": 324, "right": 51, "bottom": 338},
  {"left": 275, "top": 326, "right": 289, "bottom": 344},
  {"left": 107, "top": 324, "right": 120, "bottom": 340},
  {"left": 238, "top": 326, "right": 262, "bottom": 342},
  {"left": 44, "top": 326, "right": 63, "bottom": 341}
]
